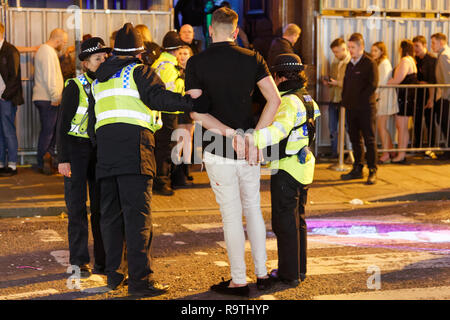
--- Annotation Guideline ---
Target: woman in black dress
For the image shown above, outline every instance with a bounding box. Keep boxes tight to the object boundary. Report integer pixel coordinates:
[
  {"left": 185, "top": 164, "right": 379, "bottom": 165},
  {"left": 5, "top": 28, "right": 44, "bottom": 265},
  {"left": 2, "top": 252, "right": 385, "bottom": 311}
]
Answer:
[{"left": 388, "top": 40, "right": 419, "bottom": 163}]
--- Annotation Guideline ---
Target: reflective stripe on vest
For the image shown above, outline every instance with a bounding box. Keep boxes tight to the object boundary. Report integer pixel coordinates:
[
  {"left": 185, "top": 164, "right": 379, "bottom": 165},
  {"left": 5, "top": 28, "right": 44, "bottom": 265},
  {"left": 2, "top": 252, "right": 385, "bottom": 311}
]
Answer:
[
  {"left": 67, "top": 74, "right": 91, "bottom": 138},
  {"left": 92, "top": 63, "right": 163, "bottom": 132}
]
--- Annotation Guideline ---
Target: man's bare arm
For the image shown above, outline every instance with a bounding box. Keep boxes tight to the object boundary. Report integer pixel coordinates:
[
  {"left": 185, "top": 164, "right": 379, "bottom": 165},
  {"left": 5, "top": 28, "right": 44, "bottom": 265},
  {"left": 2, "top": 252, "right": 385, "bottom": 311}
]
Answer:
[{"left": 255, "top": 75, "right": 281, "bottom": 130}]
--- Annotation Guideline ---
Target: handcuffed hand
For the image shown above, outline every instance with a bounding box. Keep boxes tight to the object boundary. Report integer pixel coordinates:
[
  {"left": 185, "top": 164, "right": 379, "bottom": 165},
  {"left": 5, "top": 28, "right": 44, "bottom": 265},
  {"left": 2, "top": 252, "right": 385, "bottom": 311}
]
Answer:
[{"left": 244, "top": 133, "right": 263, "bottom": 165}]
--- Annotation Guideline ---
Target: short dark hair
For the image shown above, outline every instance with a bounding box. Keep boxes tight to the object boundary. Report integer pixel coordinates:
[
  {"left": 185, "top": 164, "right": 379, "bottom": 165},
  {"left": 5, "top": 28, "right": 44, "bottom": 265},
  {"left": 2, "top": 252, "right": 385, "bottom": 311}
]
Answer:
[
  {"left": 348, "top": 33, "right": 365, "bottom": 47},
  {"left": 412, "top": 35, "right": 427, "bottom": 46},
  {"left": 330, "top": 38, "right": 345, "bottom": 49},
  {"left": 212, "top": 7, "right": 238, "bottom": 28},
  {"left": 275, "top": 69, "right": 308, "bottom": 87},
  {"left": 431, "top": 33, "right": 448, "bottom": 43},
  {"left": 400, "top": 40, "right": 414, "bottom": 57}
]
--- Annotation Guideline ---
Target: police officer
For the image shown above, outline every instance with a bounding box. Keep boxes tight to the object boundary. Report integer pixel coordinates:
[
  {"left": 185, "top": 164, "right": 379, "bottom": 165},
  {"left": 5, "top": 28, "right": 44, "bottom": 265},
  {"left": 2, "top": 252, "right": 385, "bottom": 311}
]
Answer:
[
  {"left": 152, "top": 31, "right": 187, "bottom": 195},
  {"left": 251, "top": 54, "right": 320, "bottom": 286},
  {"left": 57, "top": 37, "right": 111, "bottom": 277},
  {"left": 89, "top": 23, "right": 205, "bottom": 297}
]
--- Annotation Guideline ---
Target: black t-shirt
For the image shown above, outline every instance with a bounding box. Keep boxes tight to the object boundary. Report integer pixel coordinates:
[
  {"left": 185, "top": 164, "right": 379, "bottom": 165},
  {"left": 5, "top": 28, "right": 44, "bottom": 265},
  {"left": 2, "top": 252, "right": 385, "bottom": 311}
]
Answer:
[
  {"left": 185, "top": 41, "right": 270, "bottom": 159},
  {"left": 416, "top": 52, "right": 437, "bottom": 83}
]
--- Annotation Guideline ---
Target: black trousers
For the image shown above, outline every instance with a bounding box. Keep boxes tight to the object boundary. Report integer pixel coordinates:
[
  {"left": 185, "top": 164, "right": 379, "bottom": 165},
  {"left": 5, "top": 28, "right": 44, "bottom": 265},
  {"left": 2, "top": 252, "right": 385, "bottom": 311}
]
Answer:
[
  {"left": 270, "top": 169, "right": 308, "bottom": 280},
  {"left": 100, "top": 174, "right": 154, "bottom": 290},
  {"left": 64, "top": 138, "right": 105, "bottom": 268},
  {"left": 154, "top": 113, "right": 178, "bottom": 189},
  {"left": 347, "top": 106, "right": 378, "bottom": 169}
]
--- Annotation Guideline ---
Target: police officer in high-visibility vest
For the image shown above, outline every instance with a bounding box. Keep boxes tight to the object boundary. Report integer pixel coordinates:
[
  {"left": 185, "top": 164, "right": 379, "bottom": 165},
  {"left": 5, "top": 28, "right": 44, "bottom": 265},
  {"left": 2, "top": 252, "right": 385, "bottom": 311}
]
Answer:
[
  {"left": 152, "top": 31, "right": 187, "bottom": 195},
  {"left": 57, "top": 37, "right": 111, "bottom": 277},
  {"left": 89, "top": 23, "right": 205, "bottom": 297},
  {"left": 250, "top": 53, "right": 320, "bottom": 286}
]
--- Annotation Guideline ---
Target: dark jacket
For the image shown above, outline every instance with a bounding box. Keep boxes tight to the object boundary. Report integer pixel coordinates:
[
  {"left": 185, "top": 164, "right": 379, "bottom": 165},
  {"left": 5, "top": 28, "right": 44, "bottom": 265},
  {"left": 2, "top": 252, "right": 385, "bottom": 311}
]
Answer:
[
  {"left": 88, "top": 56, "right": 197, "bottom": 180},
  {"left": 267, "top": 37, "right": 295, "bottom": 68},
  {"left": 174, "top": 0, "right": 205, "bottom": 30},
  {"left": 342, "top": 52, "right": 379, "bottom": 109},
  {"left": 0, "top": 40, "right": 24, "bottom": 106}
]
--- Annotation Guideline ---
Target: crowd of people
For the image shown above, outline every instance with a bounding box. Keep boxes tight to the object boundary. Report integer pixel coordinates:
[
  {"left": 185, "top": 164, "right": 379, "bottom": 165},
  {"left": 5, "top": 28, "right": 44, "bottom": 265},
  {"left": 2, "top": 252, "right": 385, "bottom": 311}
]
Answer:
[
  {"left": 0, "top": 4, "right": 315, "bottom": 298},
  {"left": 324, "top": 32, "right": 450, "bottom": 183},
  {"left": 1, "top": 2, "right": 447, "bottom": 299}
]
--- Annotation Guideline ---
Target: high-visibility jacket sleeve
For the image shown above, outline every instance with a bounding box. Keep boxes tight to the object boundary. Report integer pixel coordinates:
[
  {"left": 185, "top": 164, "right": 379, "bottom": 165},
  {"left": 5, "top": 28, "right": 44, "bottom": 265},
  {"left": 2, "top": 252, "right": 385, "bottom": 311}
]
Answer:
[
  {"left": 253, "top": 96, "right": 297, "bottom": 149},
  {"left": 133, "top": 64, "right": 193, "bottom": 114}
]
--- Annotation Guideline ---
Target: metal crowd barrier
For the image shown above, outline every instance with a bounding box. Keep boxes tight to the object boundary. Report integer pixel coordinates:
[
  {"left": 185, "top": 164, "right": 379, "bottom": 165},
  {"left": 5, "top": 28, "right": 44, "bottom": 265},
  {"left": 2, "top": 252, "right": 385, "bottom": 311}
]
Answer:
[{"left": 334, "top": 84, "right": 450, "bottom": 170}]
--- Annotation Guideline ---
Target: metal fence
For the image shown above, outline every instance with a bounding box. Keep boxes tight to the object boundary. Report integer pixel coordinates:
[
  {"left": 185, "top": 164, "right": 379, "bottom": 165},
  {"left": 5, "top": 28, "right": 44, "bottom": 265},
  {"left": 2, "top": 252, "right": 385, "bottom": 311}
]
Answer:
[
  {"left": 315, "top": 14, "right": 450, "bottom": 150},
  {"left": 0, "top": 7, "right": 173, "bottom": 164},
  {"left": 321, "top": 0, "right": 450, "bottom": 13},
  {"left": 333, "top": 84, "right": 450, "bottom": 170}
]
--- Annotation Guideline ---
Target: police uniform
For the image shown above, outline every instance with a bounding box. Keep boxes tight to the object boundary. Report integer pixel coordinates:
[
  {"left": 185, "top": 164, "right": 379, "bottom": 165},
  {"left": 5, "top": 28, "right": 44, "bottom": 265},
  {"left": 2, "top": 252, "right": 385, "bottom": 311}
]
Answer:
[
  {"left": 89, "top": 23, "right": 203, "bottom": 296},
  {"left": 151, "top": 31, "right": 187, "bottom": 194},
  {"left": 253, "top": 54, "right": 320, "bottom": 284},
  {"left": 56, "top": 37, "right": 111, "bottom": 276}
]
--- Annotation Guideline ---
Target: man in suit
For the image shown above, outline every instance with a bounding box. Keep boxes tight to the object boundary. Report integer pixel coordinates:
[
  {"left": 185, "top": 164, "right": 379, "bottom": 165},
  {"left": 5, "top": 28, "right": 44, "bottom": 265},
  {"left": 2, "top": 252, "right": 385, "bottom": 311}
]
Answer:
[
  {"left": 0, "top": 23, "right": 24, "bottom": 177},
  {"left": 341, "top": 33, "right": 379, "bottom": 185}
]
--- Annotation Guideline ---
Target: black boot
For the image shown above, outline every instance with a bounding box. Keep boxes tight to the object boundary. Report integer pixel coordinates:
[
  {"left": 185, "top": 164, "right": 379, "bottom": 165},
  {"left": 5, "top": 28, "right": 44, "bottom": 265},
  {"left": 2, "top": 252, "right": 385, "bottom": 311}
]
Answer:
[
  {"left": 366, "top": 168, "right": 377, "bottom": 185},
  {"left": 341, "top": 164, "right": 364, "bottom": 181}
]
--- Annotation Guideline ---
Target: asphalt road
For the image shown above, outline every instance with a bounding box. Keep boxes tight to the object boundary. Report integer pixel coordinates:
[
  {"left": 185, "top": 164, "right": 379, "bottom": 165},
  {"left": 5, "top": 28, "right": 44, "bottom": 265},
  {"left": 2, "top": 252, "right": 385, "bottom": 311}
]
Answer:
[{"left": 0, "top": 199, "right": 449, "bottom": 302}]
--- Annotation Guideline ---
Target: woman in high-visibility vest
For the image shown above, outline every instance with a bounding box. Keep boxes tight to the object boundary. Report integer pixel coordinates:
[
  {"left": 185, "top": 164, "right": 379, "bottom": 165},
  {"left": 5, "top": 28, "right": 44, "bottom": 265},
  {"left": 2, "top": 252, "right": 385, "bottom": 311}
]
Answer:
[
  {"left": 251, "top": 53, "right": 320, "bottom": 287},
  {"left": 56, "top": 37, "right": 111, "bottom": 278}
]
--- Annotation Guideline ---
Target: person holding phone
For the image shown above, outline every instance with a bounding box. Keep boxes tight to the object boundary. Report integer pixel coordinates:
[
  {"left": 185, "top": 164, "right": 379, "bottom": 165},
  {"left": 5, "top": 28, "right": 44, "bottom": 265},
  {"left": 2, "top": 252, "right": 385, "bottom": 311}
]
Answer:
[{"left": 323, "top": 38, "right": 351, "bottom": 158}]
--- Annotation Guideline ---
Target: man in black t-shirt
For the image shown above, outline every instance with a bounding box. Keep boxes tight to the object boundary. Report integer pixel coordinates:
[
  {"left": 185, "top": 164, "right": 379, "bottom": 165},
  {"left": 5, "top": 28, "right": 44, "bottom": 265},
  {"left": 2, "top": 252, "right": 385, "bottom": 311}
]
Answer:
[
  {"left": 185, "top": 7, "right": 281, "bottom": 297},
  {"left": 413, "top": 36, "right": 437, "bottom": 151}
]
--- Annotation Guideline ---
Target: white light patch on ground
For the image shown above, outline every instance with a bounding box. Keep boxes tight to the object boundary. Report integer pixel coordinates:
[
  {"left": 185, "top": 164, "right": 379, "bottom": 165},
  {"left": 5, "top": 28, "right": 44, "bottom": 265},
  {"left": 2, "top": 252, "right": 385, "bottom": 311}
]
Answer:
[
  {"left": 0, "top": 289, "right": 59, "bottom": 300},
  {"left": 268, "top": 251, "right": 450, "bottom": 276},
  {"left": 35, "top": 230, "right": 64, "bottom": 242},
  {"left": 174, "top": 241, "right": 187, "bottom": 245},
  {"left": 314, "top": 286, "right": 450, "bottom": 300},
  {"left": 50, "top": 250, "right": 70, "bottom": 266},
  {"left": 162, "top": 233, "right": 174, "bottom": 237},
  {"left": 194, "top": 251, "right": 208, "bottom": 255}
]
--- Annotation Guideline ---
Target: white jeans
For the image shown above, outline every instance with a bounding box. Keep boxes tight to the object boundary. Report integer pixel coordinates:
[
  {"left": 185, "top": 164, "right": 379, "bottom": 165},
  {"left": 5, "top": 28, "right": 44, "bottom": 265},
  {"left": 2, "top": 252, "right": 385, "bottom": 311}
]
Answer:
[{"left": 204, "top": 152, "right": 268, "bottom": 284}]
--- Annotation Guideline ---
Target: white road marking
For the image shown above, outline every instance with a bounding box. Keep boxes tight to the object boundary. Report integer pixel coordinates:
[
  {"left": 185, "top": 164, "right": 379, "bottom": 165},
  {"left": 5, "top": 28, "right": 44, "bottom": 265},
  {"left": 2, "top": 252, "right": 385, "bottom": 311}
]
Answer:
[
  {"left": 260, "top": 295, "right": 277, "bottom": 300},
  {"left": 314, "top": 286, "right": 450, "bottom": 300},
  {"left": 216, "top": 238, "right": 342, "bottom": 251},
  {"left": 195, "top": 251, "right": 208, "bottom": 256},
  {"left": 214, "top": 261, "right": 229, "bottom": 267},
  {"left": 162, "top": 232, "right": 174, "bottom": 237},
  {"left": 182, "top": 223, "right": 223, "bottom": 233},
  {"left": 0, "top": 289, "right": 59, "bottom": 300},
  {"left": 36, "top": 230, "right": 64, "bottom": 242},
  {"left": 50, "top": 250, "right": 70, "bottom": 266},
  {"left": 267, "top": 251, "right": 450, "bottom": 275}
]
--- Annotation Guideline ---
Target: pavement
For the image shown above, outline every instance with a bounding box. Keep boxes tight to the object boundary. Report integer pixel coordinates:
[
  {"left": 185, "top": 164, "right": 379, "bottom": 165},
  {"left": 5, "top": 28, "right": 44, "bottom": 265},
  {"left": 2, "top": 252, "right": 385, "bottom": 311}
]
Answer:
[{"left": 1, "top": 156, "right": 449, "bottom": 218}]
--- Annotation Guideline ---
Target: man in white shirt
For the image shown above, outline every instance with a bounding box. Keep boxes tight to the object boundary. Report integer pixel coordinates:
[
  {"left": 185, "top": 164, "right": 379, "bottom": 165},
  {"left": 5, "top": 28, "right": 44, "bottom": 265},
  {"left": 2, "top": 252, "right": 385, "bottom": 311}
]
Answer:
[
  {"left": 33, "top": 28, "right": 67, "bottom": 174},
  {"left": 431, "top": 33, "right": 450, "bottom": 159}
]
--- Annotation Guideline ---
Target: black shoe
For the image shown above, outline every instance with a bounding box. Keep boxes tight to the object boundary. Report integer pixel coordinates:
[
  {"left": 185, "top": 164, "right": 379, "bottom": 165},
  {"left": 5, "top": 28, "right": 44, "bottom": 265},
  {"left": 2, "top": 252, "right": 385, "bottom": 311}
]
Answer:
[
  {"left": 154, "top": 185, "right": 174, "bottom": 196},
  {"left": 269, "top": 269, "right": 303, "bottom": 287},
  {"left": 210, "top": 278, "right": 250, "bottom": 297},
  {"left": 171, "top": 180, "right": 193, "bottom": 189},
  {"left": 107, "top": 274, "right": 128, "bottom": 290},
  {"left": 366, "top": 169, "right": 377, "bottom": 185},
  {"left": 0, "top": 167, "right": 17, "bottom": 177},
  {"left": 92, "top": 265, "right": 106, "bottom": 275},
  {"left": 128, "top": 281, "right": 169, "bottom": 297},
  {"left": 256, "top": 274, "right": 275, "bottom": 290},
  {"left": 72, "top": 264, "right": 91, "bottom": 278},
  {"left": 341, "top": 165, "right": 363, "bottom": 180}
]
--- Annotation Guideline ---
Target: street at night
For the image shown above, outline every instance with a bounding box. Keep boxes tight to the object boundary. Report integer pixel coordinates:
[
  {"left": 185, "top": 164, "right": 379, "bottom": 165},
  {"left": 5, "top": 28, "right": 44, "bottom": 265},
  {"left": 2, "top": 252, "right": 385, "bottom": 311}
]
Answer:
[{"left": 1, "top": 159, "right": 449, "bottom": 301}]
